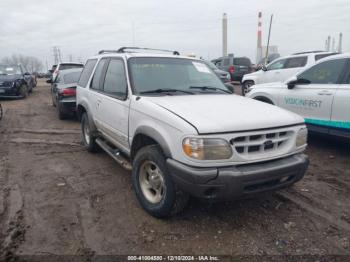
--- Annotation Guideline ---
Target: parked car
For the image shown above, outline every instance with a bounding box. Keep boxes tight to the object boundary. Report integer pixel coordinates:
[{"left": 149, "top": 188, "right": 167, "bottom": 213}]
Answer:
[
  {"left": 51, "top": 68, "right": 82, "bottom": 119},
  {"left": 212, "top": 55, "right": 253, "bottom": 81},
  {"left": 76, "top": 47, "right": 309, "bottom": 218},
  {"left": 246, "top": 53, "right": 350, "bottom": 139},
  {"left": 52, "top": 62, "right": 84, "bottom": 82},
  {"left": 202, "top": 60, "right": 231, "bottom": 83},
  {"left": 0, "top": 64, "right": 36, "bottom": 98},
  {"left": 241, "top": 51, "right": 338, "bottom": 95}
]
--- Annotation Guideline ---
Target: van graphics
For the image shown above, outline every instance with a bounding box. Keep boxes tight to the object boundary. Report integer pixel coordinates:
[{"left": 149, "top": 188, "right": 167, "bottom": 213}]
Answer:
[
  {"left": 284, "top": 97, "right": 322, "bottom": 108},
  {"left": 305, "top": 118, "right": 350, "bottom": 130}
]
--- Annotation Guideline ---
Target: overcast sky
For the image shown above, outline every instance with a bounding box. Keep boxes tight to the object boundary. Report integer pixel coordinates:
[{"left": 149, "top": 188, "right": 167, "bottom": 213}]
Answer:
[{"left": 0, "top": 0, "right": 349, "bottom": 70}]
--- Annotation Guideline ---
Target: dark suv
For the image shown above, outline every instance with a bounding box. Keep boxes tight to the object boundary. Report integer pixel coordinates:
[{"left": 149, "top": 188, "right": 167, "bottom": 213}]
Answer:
[
  {"left": 212, "top": 55, "right": 252, "bottom": 81},
  {"left": 0, "top": 64, "right": 36, "bottom": 98}
]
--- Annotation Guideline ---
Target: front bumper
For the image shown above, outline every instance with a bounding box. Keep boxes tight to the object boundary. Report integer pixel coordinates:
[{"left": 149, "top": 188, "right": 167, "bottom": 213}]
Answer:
[
  {"left": 167, "top": 154, "right": 309, "bottom": 200},
  {"left": 0, "top": 87, "right": 19, "bottom": 97}
]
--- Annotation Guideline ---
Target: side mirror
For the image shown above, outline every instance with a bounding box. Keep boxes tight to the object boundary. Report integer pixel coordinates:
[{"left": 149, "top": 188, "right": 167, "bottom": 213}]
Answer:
[
  {"left": 261, "top": 65, "right": 267, "bottom": 71},
  {"left": 224, "top": 83, "right": 235, "bottom": 93},
  {"left": 46, "top": 79, "right": 52, "bottom": 84}
]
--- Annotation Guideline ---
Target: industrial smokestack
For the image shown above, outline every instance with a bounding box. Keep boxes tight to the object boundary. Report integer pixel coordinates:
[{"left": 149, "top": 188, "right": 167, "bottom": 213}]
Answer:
[
  {"left": 222, "top": 13, "right": 228, "bottom": 57},
  {"left": 338, "top": 33, "right": 343, "bottom": 53},
  {"left": 327, "top": 35, "right": 331, "bottom": 51},
  {"left": 256, "top": 12, "right": 262, "bottom": 64},
  {"left": 331, "top": 37, "right": 335, "bottom": 52}
]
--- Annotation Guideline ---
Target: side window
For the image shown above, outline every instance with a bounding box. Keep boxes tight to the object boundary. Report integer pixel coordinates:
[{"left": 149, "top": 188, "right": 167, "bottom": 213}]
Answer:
[
  {"left": 315, "top": 53, "right": 337, "bottom": 61},
  {"left": 267, "top": 59, "right": 287, "bottom": 70},
  {"left": 103, "top": 59, "right": 127, "bottom": 99},
  {"left": 78, "top": 59, "right": 97, "bottom": 87},
  {"left": 91, "top": 58, "right": 108, "bottom": 90},
  {"left": 341, "top": 59, "right": 350, "bottom": 84},
  {"left": 284, "top": 56, "right": 307, "bottom": 69},
  {"left": 298, "top": 59, "right": 347, "bottom": 84}
]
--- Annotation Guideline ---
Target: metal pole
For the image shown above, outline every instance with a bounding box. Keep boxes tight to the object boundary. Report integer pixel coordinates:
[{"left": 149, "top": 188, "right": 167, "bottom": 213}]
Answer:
[
  {"left": 222, "top": 13, "right": 228, "bottom": 57},
  {"left": 264, "top": 14, "right": 273, "bottom": 65}
]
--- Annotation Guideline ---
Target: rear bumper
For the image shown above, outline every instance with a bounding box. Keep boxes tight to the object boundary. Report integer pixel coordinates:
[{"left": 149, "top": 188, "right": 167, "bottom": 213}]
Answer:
[
  {"left": 166, "top": 154, "right": 309, "bottom": 200},
  {"left": 58, "top": 99, "right": 76, "bottom": 113}
]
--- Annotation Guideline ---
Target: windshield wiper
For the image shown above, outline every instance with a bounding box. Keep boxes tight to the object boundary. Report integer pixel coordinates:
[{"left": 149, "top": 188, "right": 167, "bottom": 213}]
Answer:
[
  {"left": 189, "top": 85, "right": 231, "bottom": 94},
  {"left": 140, "top": 89, "right": 194, "bottom": 95}
]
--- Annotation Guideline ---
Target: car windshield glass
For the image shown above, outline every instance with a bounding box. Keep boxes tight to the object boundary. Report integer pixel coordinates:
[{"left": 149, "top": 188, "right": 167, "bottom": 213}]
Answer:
[
  {"left": 63, "top": 71, "right": 82, "bottom": 84},
  {"left": 129, "top": 57, "right": 230, "bottom": 95},
  {"left": 0, "top": 65, "right": 21, "bottom": 75}
]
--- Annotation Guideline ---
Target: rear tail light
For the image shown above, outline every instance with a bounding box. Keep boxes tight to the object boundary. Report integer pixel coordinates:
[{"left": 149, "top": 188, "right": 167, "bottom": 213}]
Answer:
[
  {"left": 60, "top": 87, "right": 76, "bottom": 97},
  {"left": 229, "top": 65, "right": 235, "bottom": 74}
]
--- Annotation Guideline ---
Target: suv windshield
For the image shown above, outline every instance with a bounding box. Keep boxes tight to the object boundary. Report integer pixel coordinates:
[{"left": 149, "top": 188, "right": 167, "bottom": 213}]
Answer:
[
  {"left": 0, "top": 65, "right": 21, "bottom": 75},
  {"left": 129, "top": 57, "right": 230, "bottom": 95}
]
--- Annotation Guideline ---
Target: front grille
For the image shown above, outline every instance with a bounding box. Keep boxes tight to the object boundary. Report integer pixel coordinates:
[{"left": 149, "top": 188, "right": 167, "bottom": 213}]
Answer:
[{"left": 230, "top": 131, "right": 292, "bottom": 156}]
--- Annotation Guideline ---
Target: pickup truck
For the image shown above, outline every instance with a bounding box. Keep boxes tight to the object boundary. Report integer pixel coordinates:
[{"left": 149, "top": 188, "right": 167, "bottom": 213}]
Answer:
[{"left": 76, "top": 47, "right": 309, "bottom": 218}]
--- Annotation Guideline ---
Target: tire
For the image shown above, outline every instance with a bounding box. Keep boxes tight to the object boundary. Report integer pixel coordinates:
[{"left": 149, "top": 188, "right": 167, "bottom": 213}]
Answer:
[
  {"left": 132, "top": 145, "right": 189, "bottom": 218},
  {"left": 57, "top": 103, "right": 67, "bottom": 120},
  {"left": 242, "top": 80, "right": 254, "bottom": 96},
  {"left": 19, "top": 85, "right": 28, "bottom": 98},
  {"left": 81, "top": 112, "right": 98, "bottom": 152}
]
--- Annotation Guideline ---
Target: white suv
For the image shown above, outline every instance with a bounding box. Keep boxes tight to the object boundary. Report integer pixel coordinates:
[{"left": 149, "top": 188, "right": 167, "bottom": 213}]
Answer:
[
  {"left": 241, "top": 51, "right": 337, "bottom": 95},
  {"left": 76, "top": 47, "right": 309, "bottom": 218},
  {"left": 246, "top": 53, "right": 350, "bottom": 139}
]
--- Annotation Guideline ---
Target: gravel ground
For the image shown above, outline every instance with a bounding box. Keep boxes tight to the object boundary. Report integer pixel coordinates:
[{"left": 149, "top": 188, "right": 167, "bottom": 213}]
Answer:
[{"left": 0, "top": 80, "right": 349, "bottom": 261}]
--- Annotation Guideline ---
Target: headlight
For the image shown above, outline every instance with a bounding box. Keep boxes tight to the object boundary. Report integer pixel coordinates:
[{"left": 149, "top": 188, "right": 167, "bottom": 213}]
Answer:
[
  {"left": 296, "top": 128, "right": 308, "bottom": 147},
  {"left": 183, "top": 137, "right": 233, "bottom": 160}
]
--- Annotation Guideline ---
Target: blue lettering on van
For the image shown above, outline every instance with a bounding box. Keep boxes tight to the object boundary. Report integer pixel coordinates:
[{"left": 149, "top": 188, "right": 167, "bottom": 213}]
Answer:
[{"left": 284, "top": 97, "right": 322, "bottom": 108}]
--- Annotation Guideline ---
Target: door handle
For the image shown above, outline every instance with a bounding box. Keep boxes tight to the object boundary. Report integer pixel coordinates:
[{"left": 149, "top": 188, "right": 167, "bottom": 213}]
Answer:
[{"left": 317, "top": 91, "right": 332, "bottom": 96}]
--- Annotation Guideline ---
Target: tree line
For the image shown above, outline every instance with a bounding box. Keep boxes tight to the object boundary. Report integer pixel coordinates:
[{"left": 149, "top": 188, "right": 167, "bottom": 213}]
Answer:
[{"left": 1, "top": 54, "right": 43, "bottom": 73}]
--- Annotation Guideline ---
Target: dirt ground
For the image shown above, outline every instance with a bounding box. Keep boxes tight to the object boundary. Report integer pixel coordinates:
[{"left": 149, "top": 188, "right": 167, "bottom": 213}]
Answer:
[{"left": 0, "top": 80, "right": 349, "bottom": 260}]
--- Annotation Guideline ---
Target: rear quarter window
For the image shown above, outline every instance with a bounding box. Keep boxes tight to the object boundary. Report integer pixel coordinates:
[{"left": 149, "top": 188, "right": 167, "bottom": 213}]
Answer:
[
  {"left": 315, "top": 53, "right": 337, "bottom": 61},
  {"left": 284, "top": 56, "right": 307, "bottom": 68},
  {"left": 78, "top": 59, "right": 97, "bottom": 87},
  {"left": 59, "top": 64, "right": 84, "bottom": 70}
]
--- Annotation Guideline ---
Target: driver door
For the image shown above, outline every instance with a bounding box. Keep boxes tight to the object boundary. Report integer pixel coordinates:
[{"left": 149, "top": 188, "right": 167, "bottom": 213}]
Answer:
[
  {"left": 260, "top": 58, "right": 287, "bottom": 83},
  {"left": 277, "top": 58, "right": 347, "bottom": 133}
]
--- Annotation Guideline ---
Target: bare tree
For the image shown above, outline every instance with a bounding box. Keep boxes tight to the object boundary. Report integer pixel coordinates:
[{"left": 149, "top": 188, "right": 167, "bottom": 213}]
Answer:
[{"left": 1, "top": 54, "right": 43, "bottom": 73}]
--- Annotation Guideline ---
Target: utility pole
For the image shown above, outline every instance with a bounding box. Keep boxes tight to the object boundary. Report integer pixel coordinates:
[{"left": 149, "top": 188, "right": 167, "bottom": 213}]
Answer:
[
  {"left": 327, "top": 36, "right": 331, "bottom": 51},
  {"left": 222, "top": 13, "right": 228, "bottom": 57},
  {"left": 264, "top": 14, "right": 273, "bottom": 65},
  {"left": 132, "top": 22, "right": 135, "bottom": 46},
  {"left": 331, "top": 37, "right": 335, "bottom": 52}
]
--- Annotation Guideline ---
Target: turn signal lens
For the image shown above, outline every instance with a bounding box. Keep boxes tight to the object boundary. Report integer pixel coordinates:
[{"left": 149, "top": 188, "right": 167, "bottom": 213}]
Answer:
[{"left": 296, "top": 128, "right": 308, "bottom": 147}]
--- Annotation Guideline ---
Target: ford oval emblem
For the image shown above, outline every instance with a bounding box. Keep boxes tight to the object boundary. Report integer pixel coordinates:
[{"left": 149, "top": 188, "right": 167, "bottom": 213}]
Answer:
[{"left": 264, "top": 140, "right": 273, "bottom": 146}]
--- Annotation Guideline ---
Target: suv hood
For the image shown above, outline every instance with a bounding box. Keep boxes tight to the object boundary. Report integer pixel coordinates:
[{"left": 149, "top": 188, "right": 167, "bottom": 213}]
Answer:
[
  {"left": 0, "top": 74, "right": 20, "bottom": 82},
  {"left": 147, "top": 94, "right": 304, "bottom": 134}
]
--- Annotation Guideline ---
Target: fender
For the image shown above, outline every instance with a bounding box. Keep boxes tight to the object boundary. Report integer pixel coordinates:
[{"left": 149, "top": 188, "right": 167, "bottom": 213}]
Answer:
[
  {"left": 77, "top": 100, "right": 97, "bottom": 134},
  {"left": 132, "top": 125, "right": 172, "bottom": 158},
  {"left": 248, "top": 91, "right": 277, "bottom": 105}
]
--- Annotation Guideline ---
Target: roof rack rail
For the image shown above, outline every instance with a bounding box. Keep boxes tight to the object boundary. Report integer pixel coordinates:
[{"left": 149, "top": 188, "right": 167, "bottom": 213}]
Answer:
[
  {"left": 98, "top": 50, "right": 119, "bottom": 54},
  {"left": 292, "top": 50, "right": 325, "bottom": 55},
  {"left": 99, "top": 47, "right": 180, "bottom": 55}
]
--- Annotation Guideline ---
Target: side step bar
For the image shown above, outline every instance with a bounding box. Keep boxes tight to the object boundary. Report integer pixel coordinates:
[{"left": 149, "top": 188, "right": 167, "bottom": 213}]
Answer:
[{"left": 95, "top": 138, "right": 132, "bottom": 171}]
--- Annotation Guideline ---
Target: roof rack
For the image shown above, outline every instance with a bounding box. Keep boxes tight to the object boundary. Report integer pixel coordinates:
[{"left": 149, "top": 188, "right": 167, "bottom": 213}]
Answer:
[
  {"left": 292, "top": 50, "right": 325, "bottom": 55},
  {"left": 98, "top": 47, "right": 180, "bottom": 55}
]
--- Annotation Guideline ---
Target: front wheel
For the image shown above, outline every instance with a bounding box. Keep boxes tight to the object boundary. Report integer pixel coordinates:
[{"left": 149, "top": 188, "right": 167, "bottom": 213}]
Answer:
[
  {"left": 242, "top": 80, "right": 254, "bottom": 96},
  {"left": 132, "top": 145, "right": 189, "bottom": 218},
  {"left": 81, "top": 112, "right": 98, "bottom": 152},
  {"left": 19, "top": 85, "right": 28, "bottom": 98}
]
